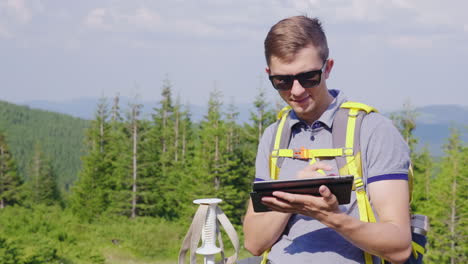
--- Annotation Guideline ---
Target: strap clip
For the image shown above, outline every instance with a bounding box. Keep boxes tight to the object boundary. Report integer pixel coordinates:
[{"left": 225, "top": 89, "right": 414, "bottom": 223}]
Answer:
[
  {"left": 354, "top": 178, "right": 365, "bottom": 191},
  {"left": 293, "top": 147, "right": 309, "bottom": 160},
  {"left": 343, "top": 148, "right": 354, "bottom": 156},
  {"left": 271, "top": 149, "right": 280, "bottom": 157}
]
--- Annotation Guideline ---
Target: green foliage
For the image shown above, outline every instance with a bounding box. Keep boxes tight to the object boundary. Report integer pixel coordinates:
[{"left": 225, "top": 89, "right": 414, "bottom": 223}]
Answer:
[
  {"left": 0, "top": 132, "right": 24, "bottom": 208},
  {"left": 71, "top": 98, "right": 111, "bottom": 221},
  {"left": 0, "top": 237, "right": 22, "bottom": 264},
  {"left": 0, "top": 205, "right": 194, "bottom": 263},
  {"left": 25, "top": 144, "right": 62, "bottom": 206},
  {"left": 424, "top": 129, "right": 468, "bottom": 263},
  {"left": 390, "top": 101, "right": 418, "bottom": 154},
  {"left": 386, "top": 106, "right": 468, "bottom": 263},
  {"left": 0, "top": 100, "right": 89, "bottom": 190}
]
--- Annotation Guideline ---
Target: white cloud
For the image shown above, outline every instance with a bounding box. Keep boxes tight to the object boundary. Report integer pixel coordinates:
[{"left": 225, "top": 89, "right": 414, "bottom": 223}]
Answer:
[
  {"left": 334, "top": 0, "right": 382, "bottom": 22},
  {"left": 84, "top": 7, "right": 162, "bottom": 32},
  {"left": 387, "top": 35, "right": 436, "bottom": 49},
  {"left": 174, "top": 19, "right": 223, "bottom": 37},
  {"left": 0, "top": 23, "right": 11, "bottom": 39},
  {"left": 0, "top": 0, "right": 44, "bottom": 38},
  {"left": 82, "top": 5, "right": 230, "bottom": 38},
  {"left": 390, "top": 0, "right": 414, "bottom": 9},
  {"left": 84, "top": 8, "right": 109, "bottom": 30},
  {"left": 3, "top": 0, "right": 35, "bottom": 23},
  {"left": 130, "top": 7, "right": 161, "bottom": 29}
]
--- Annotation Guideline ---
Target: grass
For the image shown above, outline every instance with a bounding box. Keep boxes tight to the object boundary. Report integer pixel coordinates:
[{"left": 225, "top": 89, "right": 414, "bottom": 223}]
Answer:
[{"left": 0, "top": 205, "right": 254, "bottom": 264}]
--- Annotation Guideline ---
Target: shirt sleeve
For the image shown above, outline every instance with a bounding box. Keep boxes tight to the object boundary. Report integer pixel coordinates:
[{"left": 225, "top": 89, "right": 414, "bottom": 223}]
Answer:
[
  {"left": 361, "top": 113, "right": 411, "bottom": 184},
  {"left": 254, "top": 123, "right": 277, "bottom": 182}
]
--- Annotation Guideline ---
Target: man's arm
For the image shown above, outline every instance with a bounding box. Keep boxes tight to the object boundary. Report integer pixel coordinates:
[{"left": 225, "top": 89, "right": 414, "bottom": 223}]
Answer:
[
  {"left": 262, "top": 177, "right": 412, "bottom": 264},
  {"left": 243, "top": 200, "right": 291, "bottom": 255},
  {"left": 243, "top": 123, "right": 291, "bottom": 256},
  {"left": 243, "top": 161, "right": 333, "bottom": 256}
]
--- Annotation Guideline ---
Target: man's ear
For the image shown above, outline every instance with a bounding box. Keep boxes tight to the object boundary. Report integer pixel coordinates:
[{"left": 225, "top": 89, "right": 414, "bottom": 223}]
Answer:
[
  {"left": 324, "top": 59, "right": 334, "bottom": 79},
  {"left": 265, "top": 67, "right": 270, "bottom": 75}
]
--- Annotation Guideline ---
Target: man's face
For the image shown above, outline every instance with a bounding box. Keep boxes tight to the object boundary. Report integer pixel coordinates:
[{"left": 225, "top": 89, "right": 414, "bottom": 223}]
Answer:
[{"left": 267, "top": 46, "right": 333, "bottom": 124}]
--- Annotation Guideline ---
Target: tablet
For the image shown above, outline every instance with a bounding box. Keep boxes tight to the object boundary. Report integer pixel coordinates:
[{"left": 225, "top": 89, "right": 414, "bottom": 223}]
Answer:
[{"left": 250, "top": 175, "right": 354, "bottom": 212}]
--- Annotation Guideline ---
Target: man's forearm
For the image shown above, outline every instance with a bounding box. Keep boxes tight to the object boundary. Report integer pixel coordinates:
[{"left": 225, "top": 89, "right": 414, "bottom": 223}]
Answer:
[{"left": 243, "top": 200, "right": 291, "bottom": 256}]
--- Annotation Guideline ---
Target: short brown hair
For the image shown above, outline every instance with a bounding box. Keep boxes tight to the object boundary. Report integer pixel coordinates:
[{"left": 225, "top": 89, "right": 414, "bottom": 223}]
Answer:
[{"left": 264, "top": 16, "right": 329, "bottom": 66}]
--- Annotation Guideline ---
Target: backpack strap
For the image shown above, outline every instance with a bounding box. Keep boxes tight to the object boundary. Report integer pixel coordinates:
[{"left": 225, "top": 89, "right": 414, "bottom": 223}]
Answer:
[
  {"left": 269, "top": 106, "right": 292, "bottom": 180},
  {"left": 334, "top": 101, "right": 378, "bottom": 177}
]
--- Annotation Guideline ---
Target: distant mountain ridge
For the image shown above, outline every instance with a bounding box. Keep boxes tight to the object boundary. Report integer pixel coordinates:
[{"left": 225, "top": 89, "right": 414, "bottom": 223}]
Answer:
[
  {"left": 415, "top": 104, "right": 468, "bottom": 124},
  {"left": 19, "top": 98, "right": 468, "bottom": 157}
]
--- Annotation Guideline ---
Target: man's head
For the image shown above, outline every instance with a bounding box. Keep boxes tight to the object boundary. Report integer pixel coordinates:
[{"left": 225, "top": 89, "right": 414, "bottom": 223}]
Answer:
[
  {"left": 264, "top": 16, "right": 334, "bottom": 125},
  {"left": 264, "top": 16, "right": 329, "bottom": 66},
  {"left": 265, "top": 16, "right": 334, "bottom": 124}
]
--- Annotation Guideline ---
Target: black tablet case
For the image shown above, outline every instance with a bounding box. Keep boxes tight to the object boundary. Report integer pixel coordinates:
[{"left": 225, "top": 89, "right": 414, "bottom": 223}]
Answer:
[{"left": 250, "top": 175, "right": 354, "bottom": 212}]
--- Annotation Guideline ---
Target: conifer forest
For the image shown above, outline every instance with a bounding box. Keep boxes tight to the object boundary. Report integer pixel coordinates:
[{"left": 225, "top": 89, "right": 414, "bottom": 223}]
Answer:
[{"left": 0, "top": 80, "right": 466, "bottom": 263}]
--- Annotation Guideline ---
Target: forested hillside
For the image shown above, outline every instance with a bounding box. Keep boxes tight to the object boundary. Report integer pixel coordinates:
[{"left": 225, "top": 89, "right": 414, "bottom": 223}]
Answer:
[{"left": 0, "top": 100, "right": 89, "bottom": 189}]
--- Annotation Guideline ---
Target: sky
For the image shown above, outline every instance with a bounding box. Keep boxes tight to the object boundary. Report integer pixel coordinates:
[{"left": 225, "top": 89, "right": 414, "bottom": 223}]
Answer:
[{"left": 1, "top": 0, "right": 467, "bottom": 111}]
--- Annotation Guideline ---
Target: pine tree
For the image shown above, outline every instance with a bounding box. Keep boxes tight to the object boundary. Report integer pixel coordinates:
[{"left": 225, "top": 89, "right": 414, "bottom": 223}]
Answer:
[
  {"left": 129, "top": 101, "right": 143, "bottom": 218},
  {"left": 71, "top": 98, "right": 110, "bottom": 220},
  {"left": 27, "top": 144, "right": 61, "bottom": 205},
  {"left": 390, "top": 101, "right": 418, "bottom": 154},
  {"left": 426, "top": 129, "right": 467, "bottom": 263},
  {"left": 158, "top": 77, "right": 175, "bottom": 168},
  {"left": 198, "top": 88, "right": 226, "bottom": 191},
  {"left": 0, "top": 132, "right": 23, "bottom": 208},
  {"left": 216, "top": 104, "right": 253, "bottom": 226},
  {"left": 250, "top": 86, "right": 275, "bottom": 143},
  {"left": 138, "top": 78, "right": 177, "bottom": 217},
  {"left": 106, "top": 95, "right": 133, "bottom": 216},
  {"left": 225, "top": 99, "right": 240, "bottom": 153},
  {"left": 411, "top": 146, "right": 433, "bottom": 213}
]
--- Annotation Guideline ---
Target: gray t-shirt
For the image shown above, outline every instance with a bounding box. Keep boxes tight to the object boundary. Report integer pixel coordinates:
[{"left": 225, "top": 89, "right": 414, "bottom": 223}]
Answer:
[{"left": 254, "top": 89, "right": 410, "bottom": 264}]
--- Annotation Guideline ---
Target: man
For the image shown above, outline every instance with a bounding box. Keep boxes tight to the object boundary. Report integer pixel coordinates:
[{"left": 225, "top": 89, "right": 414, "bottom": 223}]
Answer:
[{"left": 243, "top": 16, "right": 413, "bottom": 264}]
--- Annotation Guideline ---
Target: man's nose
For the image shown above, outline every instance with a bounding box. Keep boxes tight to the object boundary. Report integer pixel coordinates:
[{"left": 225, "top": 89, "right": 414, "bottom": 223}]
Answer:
[{"left": 290, "top": 79, "right": 306, "bottom": 96}]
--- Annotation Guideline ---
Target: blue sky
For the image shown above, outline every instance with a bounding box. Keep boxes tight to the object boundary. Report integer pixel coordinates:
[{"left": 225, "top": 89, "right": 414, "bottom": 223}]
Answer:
[{"left": 1, "top": 0, "right": 467, "bottom": 111}]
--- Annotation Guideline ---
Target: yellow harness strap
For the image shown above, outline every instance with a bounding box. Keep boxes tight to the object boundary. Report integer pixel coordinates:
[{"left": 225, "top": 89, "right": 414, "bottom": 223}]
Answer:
[
  {"left": 412, "top": 241, "right": 425, "bottom": 258},
  {"left": 269, "top": 106, "right": 291, "bottom": 180},
  {"left": 342, "top": 106, "right": 384, "bottom": 264},
  {"left": 272, "top": 147, "right": 352, "bottom": 159}
]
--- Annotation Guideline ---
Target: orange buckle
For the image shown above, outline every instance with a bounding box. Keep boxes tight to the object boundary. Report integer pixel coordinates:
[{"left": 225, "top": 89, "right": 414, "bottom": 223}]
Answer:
[{"left": 293, "top": 147, "right": 308, "bottom": 160}]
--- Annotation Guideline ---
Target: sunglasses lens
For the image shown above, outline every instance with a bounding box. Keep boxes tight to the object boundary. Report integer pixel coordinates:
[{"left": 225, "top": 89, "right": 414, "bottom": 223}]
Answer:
[
  {"left": 299, "top": 79, "right": 320, "bottom": 88},
  {"left": 297, "top": 71, "right": 321, "bottom": 88},
  {"left": 271, "top": 76, "right": 293, "bottom": 91}
]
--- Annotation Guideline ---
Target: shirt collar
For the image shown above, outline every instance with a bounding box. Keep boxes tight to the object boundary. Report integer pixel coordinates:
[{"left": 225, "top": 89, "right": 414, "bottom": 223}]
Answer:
[{"left": 287, "top": 89, "right": 348, "bottom": 129}]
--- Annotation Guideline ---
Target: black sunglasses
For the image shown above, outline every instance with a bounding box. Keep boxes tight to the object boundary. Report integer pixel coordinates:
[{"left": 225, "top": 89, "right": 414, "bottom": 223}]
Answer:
[{"left": 269, "top": 60, "right": 327, "bottom": 91}]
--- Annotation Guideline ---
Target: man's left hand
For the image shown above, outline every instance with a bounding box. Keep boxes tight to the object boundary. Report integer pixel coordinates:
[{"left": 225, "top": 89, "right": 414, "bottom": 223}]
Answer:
[{"left": 261, "top": 185, "right": 341, "bottom": 221}]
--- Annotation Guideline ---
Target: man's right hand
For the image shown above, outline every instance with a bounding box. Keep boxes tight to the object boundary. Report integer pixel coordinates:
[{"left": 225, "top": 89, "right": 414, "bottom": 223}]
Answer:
[{"left": 296, "top": 161, "right": 333, "bottom": 179}]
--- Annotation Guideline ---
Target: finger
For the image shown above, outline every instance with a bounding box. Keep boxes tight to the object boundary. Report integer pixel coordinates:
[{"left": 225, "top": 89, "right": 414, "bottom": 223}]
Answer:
[
  {"left": 309, "top": 161, "right": 333, "bottom": 172},
  {"left": 297, "top": 162, "right": 333, "bottom": 179},
  {"left": 271, "top": 191, "right": 296, "bottom": 203},
  {"left": 261, "top": 196, "right": 296, "bottom": 212},
  {"left": 319, "top": 185, "right": 337, "bottom": 205},
  {"left": 272, "top": 191, "right": 310, "bottom": 205}
]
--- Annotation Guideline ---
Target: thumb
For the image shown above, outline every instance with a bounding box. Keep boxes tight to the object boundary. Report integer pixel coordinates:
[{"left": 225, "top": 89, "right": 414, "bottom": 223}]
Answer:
[{"left": 319, "top": 185, "right": 337, "bottom": 205}]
